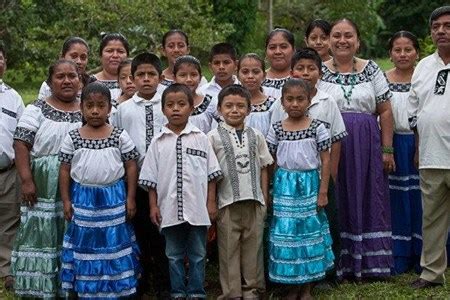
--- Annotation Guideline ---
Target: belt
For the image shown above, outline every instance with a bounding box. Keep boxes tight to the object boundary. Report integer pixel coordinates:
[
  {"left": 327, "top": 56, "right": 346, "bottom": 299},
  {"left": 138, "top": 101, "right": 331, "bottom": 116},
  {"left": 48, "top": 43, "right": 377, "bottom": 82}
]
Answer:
[{"left": 0, "top": 162, "right": 15, "bottom": 173}]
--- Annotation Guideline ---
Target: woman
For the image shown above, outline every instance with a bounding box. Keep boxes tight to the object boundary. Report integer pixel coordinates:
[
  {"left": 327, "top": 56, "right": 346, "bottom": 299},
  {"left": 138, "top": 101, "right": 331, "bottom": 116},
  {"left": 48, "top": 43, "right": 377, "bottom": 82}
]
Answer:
[
  {"left": 304, "top": 19, "right": 332, "bottom": 62},
  {"left": 94, "top": 33, "right": 129, "bottom": 105},
  {"left": 318, "top": 19, "right": 395, "bottom": 280},
  {"left": 11, "top": 60, "right": 82, "bottom": 298}
]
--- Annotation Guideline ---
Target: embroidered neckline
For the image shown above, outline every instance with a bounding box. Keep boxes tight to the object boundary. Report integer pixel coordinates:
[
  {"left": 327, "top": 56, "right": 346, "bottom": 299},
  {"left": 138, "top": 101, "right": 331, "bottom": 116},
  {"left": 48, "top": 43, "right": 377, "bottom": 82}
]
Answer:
[
  {"left": 251, "top": 96, "right": 276, "bottom": 112},
  {"left": 192, "top": 95, "right": 212, "bottom": 116}
]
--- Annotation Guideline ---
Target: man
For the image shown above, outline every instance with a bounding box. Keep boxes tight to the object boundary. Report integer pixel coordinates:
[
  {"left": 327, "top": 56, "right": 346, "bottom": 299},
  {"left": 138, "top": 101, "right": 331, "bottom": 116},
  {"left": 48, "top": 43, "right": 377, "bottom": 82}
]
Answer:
[
  {"left": 0, "top": 42, "right": 24, "bottom": 291},
  {"left": 408, "top": 6, "right": 450, "bottom": 289}
]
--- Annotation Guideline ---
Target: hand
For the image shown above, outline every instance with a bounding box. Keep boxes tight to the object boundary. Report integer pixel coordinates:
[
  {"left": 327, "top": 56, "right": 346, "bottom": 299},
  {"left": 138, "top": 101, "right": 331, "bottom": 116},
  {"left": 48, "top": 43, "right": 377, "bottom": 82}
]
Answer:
[
  {"left": 63, "top": 200, "right": 73, "bottom": 221},
  {"left": 207, "top": 201, "right": 218, "bottom": 222},
  {"left": 383, "top": 153, "right": 396, "bottom": 173},
  {"left": 413, "top": 148, "right": 419, "bottom": 170},
  {"left": 317, "top": 192, "right": 328, "bottom": 210},
  {"left": 126, "top": 197, "right": 136, "bottom": 220},
  {"left": 150, "top": 205, "right": 162, "bottom": 226},
  {"left": 22, "top": 179, "right": 37, "bottom": 207}
]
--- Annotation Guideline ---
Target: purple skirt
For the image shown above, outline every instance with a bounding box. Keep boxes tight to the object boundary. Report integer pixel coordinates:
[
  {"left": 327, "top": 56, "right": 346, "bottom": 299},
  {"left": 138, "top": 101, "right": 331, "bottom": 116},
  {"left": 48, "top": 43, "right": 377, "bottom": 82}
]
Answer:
[{"left": 336, "top": 112, "right": 393, "bottom": 279}]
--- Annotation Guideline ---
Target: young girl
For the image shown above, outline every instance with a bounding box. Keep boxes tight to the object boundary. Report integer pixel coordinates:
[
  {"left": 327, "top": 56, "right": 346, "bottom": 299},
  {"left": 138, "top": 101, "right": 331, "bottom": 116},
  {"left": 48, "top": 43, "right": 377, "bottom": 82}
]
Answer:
[
  {"left": 262, "top": 28, "right": 295, "bottom": 100},
  {"left": 174, "top": 55, "right": 218, "bottom": 133},
  {"left": 38, "top": 36, "right": 96, "bottom": 100},
  {"left": 116, "top": 59, "right": 135, "bottom": 104},
  {"left": 238, "top": 53, "right": 277, "bottom": 136},
  {"left": 267, "top": 79, "right": 334, "bottom": 299},
  {"left": 59, "top": 82, "right": 140, "bottom": 298},
  {"left": 94, "top": 33, "right": 129, "bottom": 104},
  {"left": 304, "top": 19, "right": 332, "bottom": 62}
]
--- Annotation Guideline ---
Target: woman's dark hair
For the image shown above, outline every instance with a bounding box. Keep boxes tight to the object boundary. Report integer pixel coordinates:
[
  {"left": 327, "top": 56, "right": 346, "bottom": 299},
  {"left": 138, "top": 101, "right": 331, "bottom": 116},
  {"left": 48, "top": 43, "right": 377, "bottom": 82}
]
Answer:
[
  {"left": 173, "top": 55, "right": 202, "bottom": 76},
  {"left": 305, "top": 19, "right": 331, "bottom": 39},
  {"left": 238, "top": 53, "right": 266, "bottom": 72},
  {"left": 265, "top": 28, "right": 295, "bottom": 49},
  {"left": 388, "top": 31, "right": 420, "bottom": 52},
  {"left": 161, "top": 83, "right": 194, "bottom": 107},
  {"left": 62, "top": 36, "right": 90, "bottom": 57},
  {"left": 281, "top": 78, "right": 312, "bottom": 101},
  {"left": 99, "top": 32, "right": 130, "bottom": 56},
  {"left": 81, "top": 82, "right": 112, "bottom": 104},
  {"left": 331, "top": 18, "right": 361, "bottom": 39},
  {"left": 162, "top": 29, "right": 189, "bottom": 47},
  {"left": 45, "top": 59, "right": 78, "bottom": 86}
]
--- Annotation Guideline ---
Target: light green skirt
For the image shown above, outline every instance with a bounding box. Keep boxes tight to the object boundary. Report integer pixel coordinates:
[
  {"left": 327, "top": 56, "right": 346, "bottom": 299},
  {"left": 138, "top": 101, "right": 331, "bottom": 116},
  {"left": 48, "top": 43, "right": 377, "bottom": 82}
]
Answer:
[{"left": 11, "top": 155, "right": 66, "bottom": 299}]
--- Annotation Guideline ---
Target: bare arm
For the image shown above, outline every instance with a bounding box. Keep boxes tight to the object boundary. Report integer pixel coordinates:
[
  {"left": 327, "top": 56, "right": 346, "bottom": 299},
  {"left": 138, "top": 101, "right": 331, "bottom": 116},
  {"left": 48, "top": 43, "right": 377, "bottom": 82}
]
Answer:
[
  {"left": 59, "top": 163, "right": 73, "bottom": 221},
  {"left": 330, "top": 141, "right": 341, "bottom": 182},
  {"left": 207, "top": 180, "right": 218, "bottom": 222},
  {"left": 377, "top": 101, "right": 395, "bottom": 172},
  {"left": 318, "top": 150, "right": 331, "bottom": 208},
  {"left": 125, "top": 159, "right": 138, "bottom": 220},
  {"left": 14, "top": 140, "right": 36, "bottom": 205},
  {"left": 260, "top": 167, "right": 269, "bottom": 206},
  {"left": 149, "top": 188, "right": 161, "bottom": 226}
]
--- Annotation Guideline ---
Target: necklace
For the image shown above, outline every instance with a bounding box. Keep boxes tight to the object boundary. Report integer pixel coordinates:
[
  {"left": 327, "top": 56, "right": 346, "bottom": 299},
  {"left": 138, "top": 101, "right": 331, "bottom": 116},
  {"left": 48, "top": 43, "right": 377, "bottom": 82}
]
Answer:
[{"left": 333, "top": 57, "right": 357, "bottom": 105}]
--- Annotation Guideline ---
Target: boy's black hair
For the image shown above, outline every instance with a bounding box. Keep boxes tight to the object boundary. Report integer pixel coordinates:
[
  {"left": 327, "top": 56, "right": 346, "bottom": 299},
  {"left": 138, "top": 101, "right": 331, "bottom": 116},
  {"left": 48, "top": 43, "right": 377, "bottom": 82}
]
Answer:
[
  {"left": 305, "top": 19, "right": 331, "bottom": 39},
  {"left": 131, "top": 52, "right": 162, "bottom": 77},
  {"left": 99, "top": 32, "right": 130, "bottom": 56},
  {"left": 388, "top": 31, "right": 420, "bottom": 52},
  {"left": 161, "top": 83, "right": 194, "bottom": 108},
  {"left": 217, "top": 84, "right": 251, "bottom": 110},
  {"left": 208, "top": 42, "right": 237, "bottom": 62},
  {"left": 429, "top": 6, "right": 450, "bottom": 26},
  {"left": 173, "top": 55, "right": 202, "bottom": 76},
  {"left": 238, "top": 53, "right": 265, "bottom": 72},
  {"left": 162, "top": 29, "right": 189, "bottom": 47},
  {"left": 45, "top": 59, "right": 78, "bottom": 86},
  {"left": 81, "top": 82, "right": 112, "bottom": 104},
  {"left": 291, "top": 48, "right": 322, "bottom": 73},
  {"left": 265, "top": 28, "right": 295, "bottom": 49},
  {"left": 281, "top": 78, "right": 312, "bottom": 101}
]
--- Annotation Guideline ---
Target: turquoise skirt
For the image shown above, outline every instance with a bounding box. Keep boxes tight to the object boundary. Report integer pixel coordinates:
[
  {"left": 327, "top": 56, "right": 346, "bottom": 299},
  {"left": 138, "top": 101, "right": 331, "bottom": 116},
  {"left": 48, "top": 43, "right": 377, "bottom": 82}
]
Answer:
[{"left": 268, "top": 168, "right": 334, "bottom": 284}]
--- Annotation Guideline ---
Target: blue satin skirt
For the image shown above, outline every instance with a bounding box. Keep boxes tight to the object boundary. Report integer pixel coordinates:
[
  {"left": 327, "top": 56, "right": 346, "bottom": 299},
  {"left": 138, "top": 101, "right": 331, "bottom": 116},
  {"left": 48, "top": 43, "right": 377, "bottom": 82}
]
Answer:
[
  {"left": 60, "top": 179, "right": 141, "bottom": 299},
  {"left": 268, "top": 168, "right": 334, "bottom": 284}
]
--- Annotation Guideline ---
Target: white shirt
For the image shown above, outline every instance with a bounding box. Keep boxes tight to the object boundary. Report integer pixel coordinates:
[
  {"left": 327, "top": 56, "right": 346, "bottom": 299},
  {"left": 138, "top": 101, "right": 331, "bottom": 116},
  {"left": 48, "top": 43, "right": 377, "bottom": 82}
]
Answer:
[
  {"left": 408, "top": 52, "right": 450, "bottom": 169},
  {"left": 139, "top": 123, "right": 222, "bottom": 229},
  {"left": 114, "top": 93, "right": 167, "bottom": 167},
  {"left": 261, "top": 76, "right": 290, "bottom": 101},
  {"left": 245, "top": 96, "right": 277, "bottom": 137},
  {"left": 267, "top": 119, "right": 331, "bottom": 171},
  {"left": 14, "top": 99, "right": 82, "bottom": 157},
  {"left": 389, "top": 83, "right": 413, "bottom": 134},
  {"left": 198, "top": 75, "right": 240, "bottom": 99},
  {"left": 0, "top": 81, "right": 24, "bottom": 168},
  {"left": 271, "top": 89, "right": 347, "bottom": 143},
  {"left": 189, "top": 94, "right": 219, "bottom": 134},
  {"left": 59, "top": 127, "right": 139, "bottom": 186},
  {"left": 209, "top": 123, "right": 273, "bottom": 209},
  {"left": 38, "top": 81, "right": 51, "bottom": 101}
]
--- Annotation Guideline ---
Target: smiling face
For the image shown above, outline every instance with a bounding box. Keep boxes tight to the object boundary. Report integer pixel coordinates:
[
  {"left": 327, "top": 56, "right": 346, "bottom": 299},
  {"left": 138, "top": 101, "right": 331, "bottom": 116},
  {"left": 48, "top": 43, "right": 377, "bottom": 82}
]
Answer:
[
  {"left": 330, "top": 21, "right": 360, "bottom": 58},
  {"left": 162, "top": 33, "right": 190, "bottom": 66},
  {"left": 81, "top": 92, "right": 111, "bottom": 128},
  {"left": 63, "top": 43, "right": 89, "bottom": 74},
  {"left": 174, "top": 63, "right": 201, "bottom": 94},
  {"left": 100, "top": 39, "right": 128, "bottom": 75},
  {"left": 218, "top": 94, "right": 250, "bottom": 129},
  {"left": 237, "top": 57, "right": 266, "bottom": 93},
  {"left": 133, "top": 63, "right": 161, "bottom": 99},
  {"left": 282, "top": 86, "right": 310, "bottom": 119},
  {"left": 266, "top": 32, "right": 295, "bottom": 72},
  {"left": 49, "top": 62, "right": 80, "bottom": 102},
  {"left": 305, "top": 27, "right": 330, "bottom": 60},
  {"left": 431, "top": 14, "right": 450, "bottom": 53},
  {"left": 162, "top": 91, "right": 193, "bottom": 130},
  {"left": 389, "top": 37, "right": 418, "bottom": 71}
]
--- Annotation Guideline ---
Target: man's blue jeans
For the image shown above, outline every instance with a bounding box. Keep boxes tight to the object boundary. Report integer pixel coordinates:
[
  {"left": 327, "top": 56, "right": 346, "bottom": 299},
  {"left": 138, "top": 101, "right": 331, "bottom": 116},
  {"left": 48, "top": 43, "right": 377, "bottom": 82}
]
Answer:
[{"left": 161, "top": 222, "right": 207, "bottom": 298}]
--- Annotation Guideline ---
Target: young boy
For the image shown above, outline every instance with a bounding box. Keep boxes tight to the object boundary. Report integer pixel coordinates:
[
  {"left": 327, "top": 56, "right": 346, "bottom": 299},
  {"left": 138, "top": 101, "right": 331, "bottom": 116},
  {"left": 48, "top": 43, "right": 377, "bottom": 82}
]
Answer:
[
  {"left": 271, "top": 48, "right": 347, "bottom": 282},
  {"left": 114, "top": 52, "right": 170, "bottom": 297},
  {"left": 0, "top": 43, "right": 24, "bottom": 292},
  {"left": 139, "top": 83, "right": 222, "bottom": 299},
  {"left": 199, "top": 43, "right": 240, "bottom": 99},
  {"left": 208, "top": 84, "right": 274, "bottom": 299}
]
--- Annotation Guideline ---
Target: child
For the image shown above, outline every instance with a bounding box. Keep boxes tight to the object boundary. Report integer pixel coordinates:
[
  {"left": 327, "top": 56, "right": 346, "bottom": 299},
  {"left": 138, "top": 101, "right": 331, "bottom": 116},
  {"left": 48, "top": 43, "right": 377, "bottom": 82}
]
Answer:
[
  {"left": 0, "top": 43, "right": 24, "bottom": 292},
  {"left": 267, "top": 78, "right": 334, "bottom": 299},
  {"left": 199, "top": 42, "right": 239, "bottom": 99},
  {"left": 262, "top": 28, "right": 295, "bottom": 100},
  {"left": 117, "top": 59, "right": 136, "bottom": 104},
  {"left": 59, "top": 82, "right": 140, "bottom": 298},
  {"left": 237, "top": 53, "right": 277, "bottom": 136},
  {"left": 208, "top": 84, "right": 273, "bottom": 299},
  {"left": 174, "top": 55, "right": 218, "bottom": 133},
  {"left": 139, "top": 83, "right": 222, "bottom": 299},
  {"left": 114, "top": 52, "right": 170, "bottom": 297},
  {"left": 304, "top": 20, "right": 332, "bottom": 62}
]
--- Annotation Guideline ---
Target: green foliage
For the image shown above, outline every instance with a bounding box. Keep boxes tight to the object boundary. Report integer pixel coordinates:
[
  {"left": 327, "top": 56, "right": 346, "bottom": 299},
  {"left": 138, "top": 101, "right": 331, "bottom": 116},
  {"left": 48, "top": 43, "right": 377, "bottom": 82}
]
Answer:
[
  {"left": 419, "top": 35, "right": 437, "bottom": 58},
  {"left": 0, "top": 0, "right": 234, "bottom": 84}
]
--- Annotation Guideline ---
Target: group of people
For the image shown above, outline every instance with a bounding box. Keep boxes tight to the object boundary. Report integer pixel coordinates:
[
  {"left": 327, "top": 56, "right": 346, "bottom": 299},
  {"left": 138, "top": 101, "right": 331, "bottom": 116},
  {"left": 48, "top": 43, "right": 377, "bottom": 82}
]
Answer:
[{"left": 0, "top": 5, "right": 449, "bottom": 299}]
